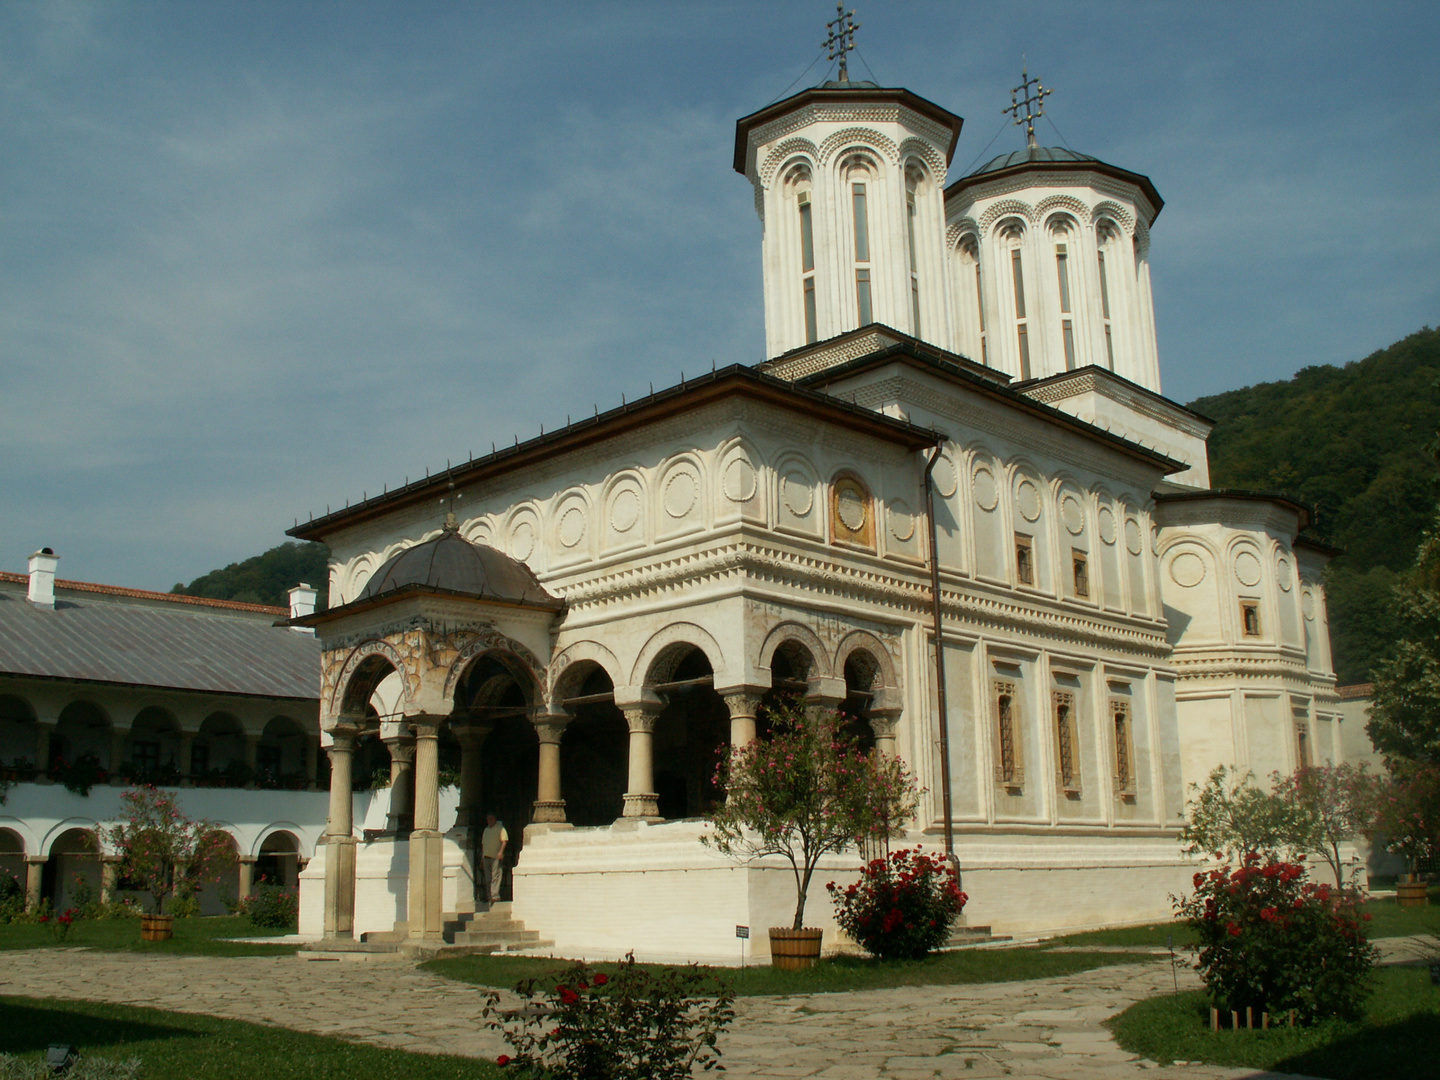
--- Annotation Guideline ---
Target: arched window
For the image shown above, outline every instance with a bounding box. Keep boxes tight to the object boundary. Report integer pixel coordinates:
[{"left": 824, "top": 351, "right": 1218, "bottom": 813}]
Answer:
[
  {"left": 958, "top": 233, "right": 986, "bottom": 364},
  {"left": 1095, "top": 217, "right": 1120, "bottom": 370},
  {"left": 1048, "top": 215, "right": 1078, "bottom": 370},
  {"left": 993, "top": 679, "right": 1023, "bottom": 788},
  {"left": 841, "top": 155, "right": 876, "bottom": 330},
  {"left": 998, "top": 218, "right": 1030, "bottom": 378},
  {"left": 905, "top": 164, "right": 925, "bottom": 336},
  {"left": 786, "top": 164, "right": 817, "bottom": 344},
  {"left": 1052, "top": 689, "right": 1079, "bottom": 793}
]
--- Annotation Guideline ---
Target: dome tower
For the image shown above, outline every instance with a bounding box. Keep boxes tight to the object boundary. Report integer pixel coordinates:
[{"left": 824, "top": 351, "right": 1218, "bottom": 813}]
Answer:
[{"left": 734, "top": 19, "right": 964, "bottom": 360}]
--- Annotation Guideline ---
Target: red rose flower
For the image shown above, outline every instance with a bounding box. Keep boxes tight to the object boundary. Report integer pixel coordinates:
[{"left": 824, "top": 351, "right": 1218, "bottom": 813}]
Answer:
[
  {"left": 496, "top": 1054, "right": 511, "bottom": 1066},
  {"left": 557, "top": 986, "right": 579, "bottom": 1005},
  {"left": 593, "top": 973, "right": 608, "bottom": 986}
]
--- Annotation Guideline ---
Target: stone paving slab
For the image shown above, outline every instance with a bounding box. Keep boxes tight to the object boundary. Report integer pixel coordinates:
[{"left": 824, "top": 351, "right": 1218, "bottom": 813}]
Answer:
[{"left": 0, "top": 948, "right": 1319, "bottom": 1079}]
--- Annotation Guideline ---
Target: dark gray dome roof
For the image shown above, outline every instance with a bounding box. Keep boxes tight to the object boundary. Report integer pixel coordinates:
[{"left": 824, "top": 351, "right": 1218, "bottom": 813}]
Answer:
[
  {"left": 360, "top": 527, "right": 560, "bottom": 610},
  {"left": 968, "top": 146, "right": 1099, "bottom": 177}
]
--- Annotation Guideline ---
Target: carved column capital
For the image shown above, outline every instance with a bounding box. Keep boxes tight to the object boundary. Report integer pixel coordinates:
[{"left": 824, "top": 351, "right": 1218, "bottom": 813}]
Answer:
[
  {"left": 622, "top": 707, "right": 660, "bottom": 734},
  {"left": 721, "top": 691, "right": 766, "bottom": 720},
  {"left": 867, "top": 708, "right": 902, "bottom": 739},
  {"left": 382, "top": 737, "right": 416, "bottom": 765},
  {"left": 532, "top": 713, "right": 571, "bottom": 745}
]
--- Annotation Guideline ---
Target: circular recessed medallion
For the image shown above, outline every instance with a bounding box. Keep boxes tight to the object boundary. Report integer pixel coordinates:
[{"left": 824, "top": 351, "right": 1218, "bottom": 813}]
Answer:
[
  {"left": 933, "top": 455, "right": 958, "bottom": 499},
  {"left": 723, "top": 457, "right": 757, "bottom": 503},
  {"left": 1098, "top": 506, "right": 1117, "bottom": 545},
  {"left": 1016, "top": 479, "right": 1042, "bottom": 522},
  {"left": 1302, "top": 589, "right": 1316, "bottom": 620},
  {"left": 972, "top": 466, "right": 999, "bottom": 511},
  {"left": 558, "top": 505, "right": 586, "bottom": 548},
  {"left": 610, "top": 488, "right": 640, "bottom": 533},
  {"left": 1170, "top": 551, "right": 1206, "bottom": 588},
  {"left": 888, "top": 499, "right": 915, "bottom": 542},
  {"left": 1276, "top": 557, "right": 1293, "bottom": 592},
  {"left": 1061, "top": 493, "right": 1085, "bottom": 535},
  {"left": 1234, "top": 551, "right": 1263, "bottom": 588},
  {"left": 663, "top": 470, "right": 697, "bottom": 519},
  {"left": 837, "top": 486, "right": 867, "bottom": 532},
  {"left": 782, "top": 472, "right": 814, "bottom": 517},
  {"left": 1124, "top": 518, "right": 1143, "bottom": 555},
  {"left": 510, "top": 520, "right": 535, "bottom": 561}
]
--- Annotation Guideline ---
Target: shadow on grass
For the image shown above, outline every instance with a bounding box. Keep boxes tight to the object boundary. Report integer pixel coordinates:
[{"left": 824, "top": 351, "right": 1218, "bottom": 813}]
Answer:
[
  {"left": 1273, "top": 1012, "right": 1440, "bottom": 1080},
  {"left": 0, "top": 1000, "right": 200, "bottom": 1056}
]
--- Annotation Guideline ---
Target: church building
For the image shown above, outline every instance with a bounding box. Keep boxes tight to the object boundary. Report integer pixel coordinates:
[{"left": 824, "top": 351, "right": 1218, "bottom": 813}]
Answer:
[{"left": 288, "top": 48, "right": 1343, "bottom": 961}]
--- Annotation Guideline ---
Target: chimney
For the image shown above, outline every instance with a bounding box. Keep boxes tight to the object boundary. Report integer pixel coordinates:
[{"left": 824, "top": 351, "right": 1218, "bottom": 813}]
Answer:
[
  {"left": 288, "top": 582, "right": 318, "bottom": 633},
  {"left": 27, "top": 547, "right": 58, "bottom": 607}
]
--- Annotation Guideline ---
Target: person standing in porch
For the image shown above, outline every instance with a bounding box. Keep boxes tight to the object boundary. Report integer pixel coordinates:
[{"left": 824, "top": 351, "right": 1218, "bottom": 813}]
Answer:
[{"left": 481, "top": 811, "right": 507, "bottom": 905}]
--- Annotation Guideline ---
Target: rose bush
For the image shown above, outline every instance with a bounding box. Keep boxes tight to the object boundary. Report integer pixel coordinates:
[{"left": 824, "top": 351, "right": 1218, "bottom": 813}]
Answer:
[
  {"left": 482, "top": 953, "right": 734, "bottom": 1079},
  {"left": 827, "top": 848, "right": 966, "bottom": 960},
  {"left": 1176, "top": 854, "right": 1376, "bottom": 1023}
]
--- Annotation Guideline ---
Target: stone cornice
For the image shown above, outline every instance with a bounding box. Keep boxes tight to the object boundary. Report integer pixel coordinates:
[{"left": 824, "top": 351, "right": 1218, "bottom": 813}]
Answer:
[
  {"left": 1020, "top": 370, "right": 1214, "bottom": 441},
  {"left": 557, "top": 540, "right": 1172, "bottom": 660},
  {"left": 946, "top": 170, "right": 1158, "bottom": 231}
]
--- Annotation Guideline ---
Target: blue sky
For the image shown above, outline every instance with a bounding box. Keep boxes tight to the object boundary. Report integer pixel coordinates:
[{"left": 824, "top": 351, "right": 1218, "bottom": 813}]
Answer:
[{"left": 3, "top": 1, "right": 1437, "bottom": 591}]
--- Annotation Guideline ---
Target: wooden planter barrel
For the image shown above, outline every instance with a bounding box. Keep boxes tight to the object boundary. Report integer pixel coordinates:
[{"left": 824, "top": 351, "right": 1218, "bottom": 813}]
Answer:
[
  {"left": 140, "top": 914, "right": 175, "bottom": 942},
  {"left": 1397, "top": 881, "right": 1429, "bottom": 908},
  {"left": 769, "top": 927, "right": 824, "bottom": 970}
]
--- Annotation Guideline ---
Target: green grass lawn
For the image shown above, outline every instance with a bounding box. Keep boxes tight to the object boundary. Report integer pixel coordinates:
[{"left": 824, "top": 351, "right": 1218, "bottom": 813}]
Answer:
[
  {"left": 1107, "top": 966, "right": 1440, "bottom": 1079},
  {"left": 424, "top": 945, "right": 1147, "bottom": 997},
  {"left": 0, "top": 996, "right": 502, "bottom": 1080},
  {"left": 0, "top": 916, "right": 297, "bottom": 957}
]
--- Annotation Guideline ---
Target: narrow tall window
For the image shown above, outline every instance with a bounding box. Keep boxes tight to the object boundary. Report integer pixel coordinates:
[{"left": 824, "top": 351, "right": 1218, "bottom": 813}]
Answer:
[
  {"left": 851, "top": 183, "right": 869, "bottom": 262},
  {"left": 1011, "top": 248, "right": 1030, "bottom": 378},
  {"left": 1241, "top": 601, "right": 1261, "bottom": 637},
  {"left": 975, "top": 262, "right": 988, "bottom": 364},
  {"left": 799, "top": 192, "right": 817, "bottom": 344},
  {"left": 1053, "top": 690, "right": 1078, "bottom": 792},
  {"left": 907, "top": 190, "right": 921, "bottom": 335},
  {"left": 1097, "top": 249, "right": 1114, "bottom": 370},
  {"left": 1015, "top": 534, "right": 1034, "bottom": 586},
  {"left": 1112, "top": 699, "right": 1135, "bottom": 795},
  {"left": 994, "top": 680, "right": 1023, "bottom": 787},
  {"left": 1072, "top": 550, "right": 1090, "bottom": 598},
  {"left": 1062, "top": 321, "right": 1076, "bottom": 370},
  {"left": 856, "top": 269, "right": 872, "bottom": 325},
  {"left": 1055, "top": 243, "right": 1072, "bottom": 312},
  {"left": 1295, "top": 720, "right": 1311, "bottom": 769}
]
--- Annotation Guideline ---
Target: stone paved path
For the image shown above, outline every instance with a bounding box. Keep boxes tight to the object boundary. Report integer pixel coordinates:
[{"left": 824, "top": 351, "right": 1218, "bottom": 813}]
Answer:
[{"left": 0, "top": 950, "right": 1313, "bottom": 1079}]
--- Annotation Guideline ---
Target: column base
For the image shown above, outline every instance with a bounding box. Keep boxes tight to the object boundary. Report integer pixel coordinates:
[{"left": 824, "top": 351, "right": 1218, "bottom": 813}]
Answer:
[
  {"left": 622, "top": 793, "right": 661, "bottom": 819},
  {"left": 322, "top": 835, "right": 357, "bottom": 940},
  {"left": 406, "top": 829, "right": 445, "bottom": 941},
  {"left": 531, "top": 799, "right": 568, "bottom": 823}
]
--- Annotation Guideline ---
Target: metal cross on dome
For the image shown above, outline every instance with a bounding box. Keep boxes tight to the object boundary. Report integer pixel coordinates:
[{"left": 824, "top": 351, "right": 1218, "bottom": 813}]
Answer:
[
  {"left": 823, "top": 3, "right": 861, "bottom": 83},
  {"left": 1004, "top": 65, "right": 1053, "bottom": 148}
]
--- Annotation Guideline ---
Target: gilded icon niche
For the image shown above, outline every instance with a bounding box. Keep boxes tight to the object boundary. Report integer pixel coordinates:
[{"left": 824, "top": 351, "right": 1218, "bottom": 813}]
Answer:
[{"left": 829, "top": 473, "right": 875, "bottom": 550}]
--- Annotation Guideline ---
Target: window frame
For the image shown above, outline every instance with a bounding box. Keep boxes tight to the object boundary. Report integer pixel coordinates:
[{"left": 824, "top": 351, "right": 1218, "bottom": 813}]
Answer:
[
  {"left": 993, "top": 679, "right": 1025, "bottom": 790},
  {"left": 1052, "top": 689, "right": 1081, "bottom": 795}
]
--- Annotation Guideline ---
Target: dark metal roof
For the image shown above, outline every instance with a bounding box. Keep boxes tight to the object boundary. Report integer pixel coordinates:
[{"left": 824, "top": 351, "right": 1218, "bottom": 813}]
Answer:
[
  {"left": 360, "top": 527, "right": 560, "bottom": 609},
  {"left": 945, "top": 144, "right": 1164, "bottom": 221},
  {"left": 0, "top": 584, "right": 320, "bottom": 700}
]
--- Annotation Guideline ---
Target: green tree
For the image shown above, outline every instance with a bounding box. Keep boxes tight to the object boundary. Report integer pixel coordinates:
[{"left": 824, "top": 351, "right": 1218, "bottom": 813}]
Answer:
[
  {"left": 1179, "top": 766, "right": 1302, "bottom": 863},
  {"left": 172, "top": 541, "right": 329, "bottom": 609},
  {"left": 704, "top": 700, "right": 918, "bottom": 930},
  {"left": 1272, "top": 764, "right": 1377, "bottom": 887},
  {"left": 1368, "top": 506, "right": 1440, "bottom": 765}
]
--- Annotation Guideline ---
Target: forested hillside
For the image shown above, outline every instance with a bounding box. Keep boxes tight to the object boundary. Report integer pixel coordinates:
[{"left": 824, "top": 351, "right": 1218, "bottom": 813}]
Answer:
[
  {"left": 1191, "top": 326, "right": 1440, "bottom": 684},
  {"left": 172, "top": 541, "right": 329, "bottom": 609}
]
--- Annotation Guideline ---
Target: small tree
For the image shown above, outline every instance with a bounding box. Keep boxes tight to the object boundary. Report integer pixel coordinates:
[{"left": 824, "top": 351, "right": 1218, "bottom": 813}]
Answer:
[
  {"left": 1179, "top": 766, "right": 1300, "bottom": 862},
  {"left": 105, "top": 786, "right": 235, "bottom": 914},
  {"left": 704, "top": 699, "right": 918, "bottom": 930},
  {"left": 1368, "top": 509, "right": 1440, "bottom": 766},
  {"left": 1366, "top": 764, "right": 1440, "bottom": 879},
  {"left": 1274, "top": 764, "right": 1378, "bottom": 887}
]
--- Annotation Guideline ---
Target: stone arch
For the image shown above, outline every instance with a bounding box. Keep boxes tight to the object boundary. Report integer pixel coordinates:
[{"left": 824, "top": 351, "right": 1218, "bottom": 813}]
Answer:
[
  {"left": 128, "top": 705, "right": 182, "bottom": 778},
  {"left": 981, "top": 199, "right": 1036, "bottom": 233},
  {"left": 196, "top": 826, "right": 241, "bottom": 915},
  {"left": 195, "top": 711, "right": 246, "bottom": 779},
  {"left": 54, "top": 699, "right": 113, "bottom": 772},
  {"left": 556, "top": 661, "right": 627, "bottom": 827},
  {"left": 947, "top": 217, "right": 980, "bottom": 249},
  {"left": 900, "top": 138, "right": 946, "bottom": 181},
  {"left": 1036, "top": 194, "right": 1091, "bottom": 223},
  {"left": 45, "top": 824, "right": 102, "bottom": 910},
  {"left": 443, "top": 630, "right": 547, "bottom": 705},
  {"left": 757, "top": 622, "right": 833, "bottom": 680},
  {"left": 759, "top": 138, "right": 819, "bottom": 187},
  {"left": 655, "top": 451, "right": 707, "bottom": 535},
  {"left": 345, "top": 552, "right": 379, "bottom": 603},
  {"left": 632, "top": 623, "right": 726, "bottom": 687},
  {"left": 834, "top": 629, "right": 899, "bottom": 696},
  {"left": 461, "top": 516, "right": 494, "bottom": 547},
  {"left": 0, "top": 693, "right": 37, "bottom": 770},
  {"left": 332, "top": 640, "right": 411, "bottom": 722},
  {"left": 1091, "top": 200, "right": 1135, "bottom": 236},
  {"left": 551, "top": 485, "right": 595, "bottom": 561},
  {"left": 818, "top": 127, "right": 900, "bottom": 166},
  {"left": 551, "top": 640, "right": 623, "bottom": 704},
  {"left": 44, "top": 820, "right": 101, "bottom": 858},
  {"left": 259, "top": 715, "right": 308, "bottom": 783},
  {"left": 717, "top": 436, "right": 762, "bottom": 512},
  {"left": 0, "top": 825, "right": 26, "bottom": 891}
]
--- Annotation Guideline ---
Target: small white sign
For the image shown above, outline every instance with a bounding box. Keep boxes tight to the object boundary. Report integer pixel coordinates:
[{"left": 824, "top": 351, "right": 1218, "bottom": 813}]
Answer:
[{"left": 735, "top": 925, "right": 749, "bottom": 939}]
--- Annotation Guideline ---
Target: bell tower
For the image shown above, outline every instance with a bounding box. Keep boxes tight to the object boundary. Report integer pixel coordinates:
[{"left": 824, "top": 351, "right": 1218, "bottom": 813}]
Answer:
[{"left": 734, "top": 12, "right": 963, "bottom": 359}]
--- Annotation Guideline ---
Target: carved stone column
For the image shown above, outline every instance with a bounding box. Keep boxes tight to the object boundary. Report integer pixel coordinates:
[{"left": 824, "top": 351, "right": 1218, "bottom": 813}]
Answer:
[
  {"left": 532, "top": 714, "right": 569, "bottom": 824},
  {"left": 238, "top": 856, "right": 258, "bottom": 901},
  {"left": 382, "top": 734, "right": 416, "bottom": 834},
  {"left": 621, "top": 707, "right": 661, "bottom": 819},
  {"left": 25, "top": 856, "right": 45, "bottom": 913},
  {"left": 322, "top": 725, "right": 358, "bottom": 939},
  {"left": 100, "top": 856, "right": 121, "bottom": 905},
  {"left": 408, "top": 717, "right": 445, "bottom": 941},
  {"left": 868, "top": 708, "right": 901, "bottom": 758},
  {"left": 451, "top": 719, "right": 493, "bottom": 834},
  {"left": 721, "top": 691, "right": 765, "bottom": 750}
]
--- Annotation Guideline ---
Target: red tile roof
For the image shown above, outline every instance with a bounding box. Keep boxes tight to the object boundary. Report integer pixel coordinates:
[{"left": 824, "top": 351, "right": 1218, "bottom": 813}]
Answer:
[{"left": 0, "top": 571, "right": 285, "bottom": 615}]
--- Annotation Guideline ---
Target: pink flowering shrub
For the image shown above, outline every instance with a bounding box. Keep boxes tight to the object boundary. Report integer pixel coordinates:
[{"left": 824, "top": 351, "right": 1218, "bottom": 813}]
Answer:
[
  {"left": 105, "top": 785, "right": 236, "bottom": 914},
  {"left": 1175, "top": 854, "right": 1376, "bottom": 1022},
  {"left": 827, "top": 848, "right": 966, "bottom": 960},
  {"left": 481, "top": 953, "right": 734, "bottom": 1079}
]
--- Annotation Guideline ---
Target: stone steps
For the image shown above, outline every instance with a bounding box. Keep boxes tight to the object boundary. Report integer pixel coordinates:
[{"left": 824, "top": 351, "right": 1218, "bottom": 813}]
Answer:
[{"left": 940, "top": 924, "right": 1013, "bottom": 949}]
